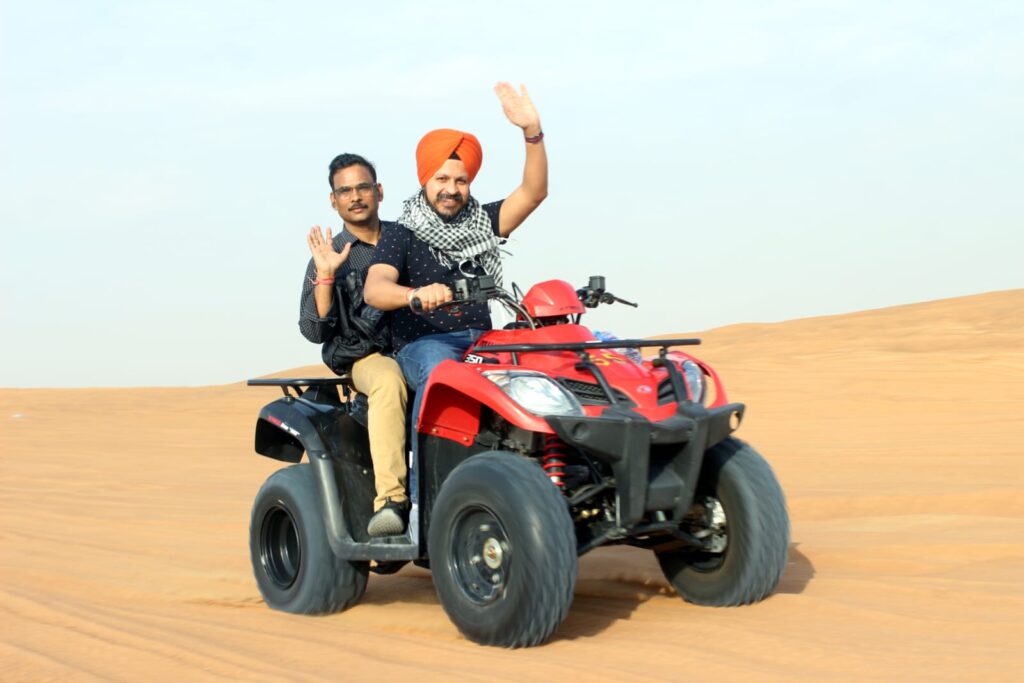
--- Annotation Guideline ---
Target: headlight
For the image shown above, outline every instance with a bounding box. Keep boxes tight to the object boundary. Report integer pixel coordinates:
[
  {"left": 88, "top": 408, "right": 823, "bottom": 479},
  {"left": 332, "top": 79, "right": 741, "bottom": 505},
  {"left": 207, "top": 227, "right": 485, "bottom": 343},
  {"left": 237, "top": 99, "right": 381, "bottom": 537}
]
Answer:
[
  {"left": 483, "top": 370, "right": 584, "bottom": 416},
  {"left": 681, "top": 360, "right": 706, "bottom": 404}
]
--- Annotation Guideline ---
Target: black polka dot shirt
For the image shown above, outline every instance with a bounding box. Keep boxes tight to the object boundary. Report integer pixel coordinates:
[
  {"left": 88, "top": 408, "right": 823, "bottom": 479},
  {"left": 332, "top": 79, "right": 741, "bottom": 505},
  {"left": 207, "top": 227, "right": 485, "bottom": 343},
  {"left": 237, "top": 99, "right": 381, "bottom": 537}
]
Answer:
[{"left": 371, "top": 201, "right": 503, "bottom": 351}]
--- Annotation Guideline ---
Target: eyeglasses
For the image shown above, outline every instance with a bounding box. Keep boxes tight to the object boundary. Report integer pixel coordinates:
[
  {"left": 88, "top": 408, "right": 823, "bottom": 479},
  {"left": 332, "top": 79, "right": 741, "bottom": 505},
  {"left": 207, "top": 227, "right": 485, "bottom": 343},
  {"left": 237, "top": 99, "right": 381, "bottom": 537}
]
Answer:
[{"left": 333, "top": 183, "right": 377, "bottom": 199}]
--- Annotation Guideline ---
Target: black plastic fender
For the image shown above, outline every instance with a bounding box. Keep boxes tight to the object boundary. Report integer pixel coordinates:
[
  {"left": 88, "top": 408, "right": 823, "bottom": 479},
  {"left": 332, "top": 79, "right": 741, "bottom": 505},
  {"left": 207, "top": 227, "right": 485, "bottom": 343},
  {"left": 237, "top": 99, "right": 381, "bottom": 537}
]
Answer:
[
  {"left": 254, "top": 396, "right": 338, "bottom": 463},
  {"left": 251, "top": 393, "right": 421, "bottom": 562}
]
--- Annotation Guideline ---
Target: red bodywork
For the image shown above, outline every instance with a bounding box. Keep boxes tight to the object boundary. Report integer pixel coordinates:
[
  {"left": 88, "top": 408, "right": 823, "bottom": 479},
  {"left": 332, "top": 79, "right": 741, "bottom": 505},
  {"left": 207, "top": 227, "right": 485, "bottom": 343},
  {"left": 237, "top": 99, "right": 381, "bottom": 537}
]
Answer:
[
  {"left": 520, "top": 280, "right": 586, "bottom": 318},
  {"left": 416, "top": 281, "right": 730, "bottom": 444}
]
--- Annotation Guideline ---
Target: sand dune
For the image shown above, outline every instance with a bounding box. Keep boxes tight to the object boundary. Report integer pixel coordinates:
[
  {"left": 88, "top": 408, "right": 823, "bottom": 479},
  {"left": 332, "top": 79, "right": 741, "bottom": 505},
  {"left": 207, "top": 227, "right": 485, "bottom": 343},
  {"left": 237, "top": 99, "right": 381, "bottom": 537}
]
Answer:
[{"left": 2, "top": 290, "right": 1022, "bottom": 682}]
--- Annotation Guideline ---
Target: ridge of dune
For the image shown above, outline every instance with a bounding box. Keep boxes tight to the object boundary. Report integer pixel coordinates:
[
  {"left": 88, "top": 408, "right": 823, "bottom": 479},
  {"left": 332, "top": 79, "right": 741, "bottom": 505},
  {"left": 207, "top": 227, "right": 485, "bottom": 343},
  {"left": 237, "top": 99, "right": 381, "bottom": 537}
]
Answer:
[
  {"left": 1, "top": 289, "right": 1022, "bottom": 682},
  {"left": 271, "top": 288, "right": 1024, "bottom": 380},
  {"left": 659, "top": 287, "right": 1024, "bottom": 353}
]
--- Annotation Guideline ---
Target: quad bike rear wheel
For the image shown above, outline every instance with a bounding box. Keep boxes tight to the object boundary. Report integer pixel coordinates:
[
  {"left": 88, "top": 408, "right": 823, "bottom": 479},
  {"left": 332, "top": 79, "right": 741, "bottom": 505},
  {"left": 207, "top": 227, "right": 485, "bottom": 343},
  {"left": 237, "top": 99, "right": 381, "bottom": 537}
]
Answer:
[
  {"left": 428, "top": 451, "right": 577, "bottom": 647},
  {"left": 250, "top": 464, "right": 369, "bottom": 614},
  {"left": 657, "top": 437, "right": 789, "bottom": 606}
]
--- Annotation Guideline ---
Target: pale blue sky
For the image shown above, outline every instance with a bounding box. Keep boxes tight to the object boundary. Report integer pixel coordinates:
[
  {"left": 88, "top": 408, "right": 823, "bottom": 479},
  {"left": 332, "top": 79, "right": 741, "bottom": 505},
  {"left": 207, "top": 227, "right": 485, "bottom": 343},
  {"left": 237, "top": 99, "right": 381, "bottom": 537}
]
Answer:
[{"left": 1, "top": 1, "right": 1021, "bottom": 387}]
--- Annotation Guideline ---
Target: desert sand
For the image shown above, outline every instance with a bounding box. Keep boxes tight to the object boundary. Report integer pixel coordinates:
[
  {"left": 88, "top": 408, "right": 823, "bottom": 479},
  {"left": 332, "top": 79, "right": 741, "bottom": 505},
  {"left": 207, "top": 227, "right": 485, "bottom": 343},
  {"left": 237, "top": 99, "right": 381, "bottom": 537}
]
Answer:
[{"left": 2, "top": 289, "right": 1022, "bottom": 682}]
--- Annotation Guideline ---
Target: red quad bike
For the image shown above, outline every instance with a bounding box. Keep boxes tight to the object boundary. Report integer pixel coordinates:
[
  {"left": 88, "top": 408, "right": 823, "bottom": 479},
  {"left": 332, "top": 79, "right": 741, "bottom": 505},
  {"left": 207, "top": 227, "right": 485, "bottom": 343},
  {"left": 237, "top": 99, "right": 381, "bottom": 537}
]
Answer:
[{"left": 247, "top": 275, "right": 789, "bottom": 648}]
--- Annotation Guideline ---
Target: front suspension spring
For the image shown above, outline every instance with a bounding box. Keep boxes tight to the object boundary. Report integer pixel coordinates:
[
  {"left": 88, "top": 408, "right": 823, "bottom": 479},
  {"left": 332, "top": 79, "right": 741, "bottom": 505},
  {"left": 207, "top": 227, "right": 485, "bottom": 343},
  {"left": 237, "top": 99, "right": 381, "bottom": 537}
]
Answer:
[{"left": 542, "top": 434, "right": 569, "bottom": 489}]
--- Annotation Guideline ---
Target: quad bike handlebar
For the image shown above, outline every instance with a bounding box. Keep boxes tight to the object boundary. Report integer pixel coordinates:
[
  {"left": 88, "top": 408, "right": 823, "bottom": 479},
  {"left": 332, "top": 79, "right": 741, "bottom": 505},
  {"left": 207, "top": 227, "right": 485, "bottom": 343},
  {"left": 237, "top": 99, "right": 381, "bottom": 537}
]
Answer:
[
  {"left": 410, "top": 274, "right": 636, "bottom": 326},
  {"left": 409, "top": 274, "right": 499, "bottom": 313},
  {"left": 576, "top": 275, "right": 638, "bottom": 309}
]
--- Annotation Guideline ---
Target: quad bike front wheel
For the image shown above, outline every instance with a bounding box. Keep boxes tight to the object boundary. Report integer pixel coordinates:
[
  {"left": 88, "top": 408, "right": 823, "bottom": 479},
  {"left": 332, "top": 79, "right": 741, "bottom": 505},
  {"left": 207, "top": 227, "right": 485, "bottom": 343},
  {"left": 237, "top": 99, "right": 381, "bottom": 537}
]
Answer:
[
  {"left": 250, "top": 464, "right": 369, "bottom": 614},
  {"left": 657, "top": 437, "right": 789, "bottom": 606},
  {"left": 428, "top": 451, "right": 577, "bottom": 647}
]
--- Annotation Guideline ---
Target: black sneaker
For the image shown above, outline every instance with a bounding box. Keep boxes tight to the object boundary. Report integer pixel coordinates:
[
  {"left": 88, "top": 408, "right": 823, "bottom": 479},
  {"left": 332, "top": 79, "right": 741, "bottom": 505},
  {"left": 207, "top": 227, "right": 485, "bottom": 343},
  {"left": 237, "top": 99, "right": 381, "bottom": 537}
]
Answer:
[{"left": 367, "top": 497, "right": 409, "bottom": 537}]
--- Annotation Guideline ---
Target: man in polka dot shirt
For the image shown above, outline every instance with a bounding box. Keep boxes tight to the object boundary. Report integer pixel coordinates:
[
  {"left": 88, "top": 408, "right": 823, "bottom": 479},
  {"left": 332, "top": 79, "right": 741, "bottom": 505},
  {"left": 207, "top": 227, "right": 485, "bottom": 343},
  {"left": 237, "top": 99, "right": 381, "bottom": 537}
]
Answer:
[{"left": 365, "top": 82, "right": 548, "bottom": 470}]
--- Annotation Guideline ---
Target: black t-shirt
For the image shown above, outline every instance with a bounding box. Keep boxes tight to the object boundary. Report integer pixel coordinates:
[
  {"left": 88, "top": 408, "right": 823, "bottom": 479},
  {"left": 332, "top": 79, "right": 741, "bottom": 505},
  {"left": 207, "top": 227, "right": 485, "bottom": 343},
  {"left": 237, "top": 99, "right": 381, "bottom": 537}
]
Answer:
[{"left": 372, "top": 201, "right": 503, "bottom": 350}]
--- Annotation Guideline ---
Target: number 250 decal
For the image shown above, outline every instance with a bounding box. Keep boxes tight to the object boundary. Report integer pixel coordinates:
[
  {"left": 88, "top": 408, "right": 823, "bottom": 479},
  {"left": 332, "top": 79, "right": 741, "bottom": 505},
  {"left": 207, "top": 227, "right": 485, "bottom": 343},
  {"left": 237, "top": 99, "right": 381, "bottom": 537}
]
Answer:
[{"left": 589, "top": 350, "right": 626, "bottom": 366}]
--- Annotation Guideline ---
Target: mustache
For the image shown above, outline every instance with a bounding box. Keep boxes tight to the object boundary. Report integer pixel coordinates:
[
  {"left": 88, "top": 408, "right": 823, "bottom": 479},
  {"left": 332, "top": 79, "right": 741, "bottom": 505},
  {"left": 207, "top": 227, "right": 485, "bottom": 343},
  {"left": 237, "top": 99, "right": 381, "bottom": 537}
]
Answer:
[
  {"left": 348, "top": 202, "right": 368, "bottom": 210},
  {"left": 436, "top": 191, "right": 464, "bottom": 203}
]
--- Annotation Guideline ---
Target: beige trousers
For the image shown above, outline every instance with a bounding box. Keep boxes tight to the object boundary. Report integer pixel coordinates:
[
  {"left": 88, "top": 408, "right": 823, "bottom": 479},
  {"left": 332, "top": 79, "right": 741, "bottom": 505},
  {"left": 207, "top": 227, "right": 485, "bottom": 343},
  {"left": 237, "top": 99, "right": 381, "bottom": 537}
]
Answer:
[{"left": 350, "top": 352, "right": 409, "bottom": 510}]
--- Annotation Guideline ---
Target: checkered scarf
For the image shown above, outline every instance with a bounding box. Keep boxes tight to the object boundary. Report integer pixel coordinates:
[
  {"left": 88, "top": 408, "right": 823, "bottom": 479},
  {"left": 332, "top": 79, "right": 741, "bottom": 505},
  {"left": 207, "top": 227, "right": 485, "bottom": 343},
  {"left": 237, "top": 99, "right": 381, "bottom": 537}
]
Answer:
[{"left": 398, "top": 191, "right": 504, "bottom": 287}]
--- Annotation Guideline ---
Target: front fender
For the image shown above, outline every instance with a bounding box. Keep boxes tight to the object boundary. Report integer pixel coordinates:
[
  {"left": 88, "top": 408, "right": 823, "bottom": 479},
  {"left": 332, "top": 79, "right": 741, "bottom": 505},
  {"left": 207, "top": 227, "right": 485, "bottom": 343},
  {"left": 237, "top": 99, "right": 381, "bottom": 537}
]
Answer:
[{"left": 418, "top": 361, "right": 555, "bottom": 443}]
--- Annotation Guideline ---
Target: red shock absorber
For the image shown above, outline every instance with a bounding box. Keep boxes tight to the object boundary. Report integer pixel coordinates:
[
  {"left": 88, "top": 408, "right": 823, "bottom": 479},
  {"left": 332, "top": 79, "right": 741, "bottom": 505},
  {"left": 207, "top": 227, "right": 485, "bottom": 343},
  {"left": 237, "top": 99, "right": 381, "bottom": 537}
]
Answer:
[{"left": 542, "top": 434, "right": 568, "bottom": 489}]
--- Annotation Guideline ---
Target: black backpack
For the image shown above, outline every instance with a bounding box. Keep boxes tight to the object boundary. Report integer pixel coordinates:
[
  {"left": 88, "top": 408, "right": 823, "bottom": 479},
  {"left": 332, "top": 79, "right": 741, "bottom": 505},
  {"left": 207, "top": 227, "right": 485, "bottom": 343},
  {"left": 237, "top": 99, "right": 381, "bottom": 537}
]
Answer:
[{"left": 320, "top": 270, "right": 390, "bottom": 374}]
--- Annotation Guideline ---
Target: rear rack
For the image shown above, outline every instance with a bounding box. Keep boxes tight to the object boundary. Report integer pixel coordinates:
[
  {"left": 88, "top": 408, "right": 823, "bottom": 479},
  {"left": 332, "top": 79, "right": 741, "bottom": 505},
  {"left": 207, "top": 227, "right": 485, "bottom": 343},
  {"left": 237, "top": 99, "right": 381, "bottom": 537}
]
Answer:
[{"left": 247, "top": 376, "right": 352, "bottom": 399}]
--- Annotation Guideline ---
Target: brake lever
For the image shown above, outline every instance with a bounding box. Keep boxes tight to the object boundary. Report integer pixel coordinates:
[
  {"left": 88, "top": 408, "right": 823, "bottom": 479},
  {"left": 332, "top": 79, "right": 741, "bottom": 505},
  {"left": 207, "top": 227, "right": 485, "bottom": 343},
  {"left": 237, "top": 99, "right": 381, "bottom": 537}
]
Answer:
[{"left": 598, "top": 292, "right": 639, "bottom": 308}]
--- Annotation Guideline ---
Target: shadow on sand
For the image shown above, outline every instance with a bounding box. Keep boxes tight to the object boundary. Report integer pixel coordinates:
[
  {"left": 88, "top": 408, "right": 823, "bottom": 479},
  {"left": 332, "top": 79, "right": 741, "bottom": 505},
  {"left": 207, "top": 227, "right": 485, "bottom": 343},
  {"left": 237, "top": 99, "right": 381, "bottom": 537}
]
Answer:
[
  {"left": 360, "top": 566, "right": 439, "bottom": 606},
  {"left": 558, "top": 542, "right": 815, "bottom": 641},
  {"left": 357, "top": 542, "right": 814, "bottom": 640},
  {"left": 777, "top": 544, "right": 815, "bottom": 595},
  {"left": 556, "top": 582, "right": 663, "bottom": 642}
]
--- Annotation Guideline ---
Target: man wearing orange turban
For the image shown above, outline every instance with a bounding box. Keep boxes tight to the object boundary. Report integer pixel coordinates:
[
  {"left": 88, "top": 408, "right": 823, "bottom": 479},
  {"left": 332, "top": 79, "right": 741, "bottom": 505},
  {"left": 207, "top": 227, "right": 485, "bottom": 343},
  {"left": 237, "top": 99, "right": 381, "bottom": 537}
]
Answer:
[
  {"left": 415, "top": 128, "right": 483, "bottom": 189},
  {"left": 365, "top": 81, "right": 548, "bottom": 489}
]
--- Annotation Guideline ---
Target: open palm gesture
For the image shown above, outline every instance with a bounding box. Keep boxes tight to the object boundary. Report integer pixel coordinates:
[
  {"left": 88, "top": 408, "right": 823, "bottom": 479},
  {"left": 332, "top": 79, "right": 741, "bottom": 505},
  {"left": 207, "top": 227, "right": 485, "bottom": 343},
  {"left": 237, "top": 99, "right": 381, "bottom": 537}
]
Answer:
[
  {"left": 307, "top": 225, "right": 351, "bottom": 277},
  {"left": 494, "top": 82, "right": 540, "bottom": 132}
]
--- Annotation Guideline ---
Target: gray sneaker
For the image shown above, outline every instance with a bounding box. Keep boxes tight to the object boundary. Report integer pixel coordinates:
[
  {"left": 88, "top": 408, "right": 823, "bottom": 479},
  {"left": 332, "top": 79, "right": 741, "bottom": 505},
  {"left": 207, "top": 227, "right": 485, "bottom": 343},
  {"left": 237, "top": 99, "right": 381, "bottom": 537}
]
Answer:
[{"left": 367, "top": 498, "right": 408, "bottom": 537}]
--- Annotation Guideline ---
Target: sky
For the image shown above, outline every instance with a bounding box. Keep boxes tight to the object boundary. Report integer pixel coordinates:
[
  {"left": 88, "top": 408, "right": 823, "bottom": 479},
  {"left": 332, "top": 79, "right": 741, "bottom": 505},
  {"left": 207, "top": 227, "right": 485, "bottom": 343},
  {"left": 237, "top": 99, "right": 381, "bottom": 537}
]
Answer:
[{"left": 1, "top": 1, "right": 1021, "bottom": 387}]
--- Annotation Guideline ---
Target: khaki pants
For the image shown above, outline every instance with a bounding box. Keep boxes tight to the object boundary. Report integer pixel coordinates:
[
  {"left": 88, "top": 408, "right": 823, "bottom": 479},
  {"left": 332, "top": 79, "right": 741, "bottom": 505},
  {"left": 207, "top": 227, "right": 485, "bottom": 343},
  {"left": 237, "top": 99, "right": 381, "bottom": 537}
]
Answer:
[{"left": 350, "top": 352, "right": 409, "bottom": 510}]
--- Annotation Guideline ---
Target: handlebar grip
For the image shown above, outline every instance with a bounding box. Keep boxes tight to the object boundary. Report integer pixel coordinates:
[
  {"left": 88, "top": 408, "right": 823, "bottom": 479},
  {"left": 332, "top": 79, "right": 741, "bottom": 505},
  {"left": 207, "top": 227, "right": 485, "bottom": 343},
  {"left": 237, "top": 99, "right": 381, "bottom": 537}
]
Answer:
[{"left": 412, "top": 295, "right": 466, "bottom": 313}]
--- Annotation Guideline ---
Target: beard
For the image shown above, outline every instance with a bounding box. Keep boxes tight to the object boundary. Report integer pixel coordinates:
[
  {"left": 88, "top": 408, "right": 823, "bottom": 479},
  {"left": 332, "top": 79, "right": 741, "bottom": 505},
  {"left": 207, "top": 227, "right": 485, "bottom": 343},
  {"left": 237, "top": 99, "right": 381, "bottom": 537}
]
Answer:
[{"left": 427, "top": 189, "right": 467, "bottom": 222}]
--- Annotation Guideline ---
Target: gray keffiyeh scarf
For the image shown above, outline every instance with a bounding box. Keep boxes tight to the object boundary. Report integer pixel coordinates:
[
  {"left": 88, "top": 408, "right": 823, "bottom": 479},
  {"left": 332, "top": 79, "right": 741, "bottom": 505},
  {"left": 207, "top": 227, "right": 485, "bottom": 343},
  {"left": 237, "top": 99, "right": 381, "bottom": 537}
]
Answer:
[{"left": 398, "top": 191, "right": 505, "bottom": 287}]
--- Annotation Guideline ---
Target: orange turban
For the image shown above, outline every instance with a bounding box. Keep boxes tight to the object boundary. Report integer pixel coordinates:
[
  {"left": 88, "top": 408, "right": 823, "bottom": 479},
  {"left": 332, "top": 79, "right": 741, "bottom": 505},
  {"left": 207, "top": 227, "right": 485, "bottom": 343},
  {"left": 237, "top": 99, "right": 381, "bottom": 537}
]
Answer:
[{"left": 416, "top": 128, "right": 483, "bottom": 187}]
